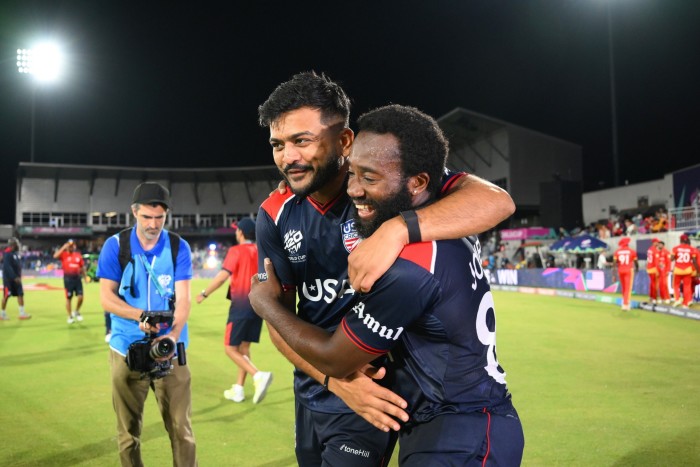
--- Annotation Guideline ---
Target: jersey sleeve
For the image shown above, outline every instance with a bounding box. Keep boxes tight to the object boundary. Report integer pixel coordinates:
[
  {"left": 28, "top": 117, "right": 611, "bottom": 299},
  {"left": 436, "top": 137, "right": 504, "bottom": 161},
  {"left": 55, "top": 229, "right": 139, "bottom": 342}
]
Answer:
[
  {"left": 96, "top": 236, "right": 121, "bottom": 281},
  {"left": 221, "top": 246, "right": 238, "bottom": 274},
  {"left": 440, "top": 169, "right": 467, "bottom": 196},
  {"left": 340, "top": 259, "right": 440, "bottom": 355},
  {"left": 256, "top": 204, "right": 296, "bottom": 290}
]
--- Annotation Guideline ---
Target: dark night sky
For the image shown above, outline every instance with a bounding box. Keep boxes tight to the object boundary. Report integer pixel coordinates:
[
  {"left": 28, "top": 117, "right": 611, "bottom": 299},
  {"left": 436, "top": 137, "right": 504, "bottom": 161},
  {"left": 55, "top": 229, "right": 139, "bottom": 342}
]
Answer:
[{"left": 1, "top": 1, "right": 699, "bottom": 224}]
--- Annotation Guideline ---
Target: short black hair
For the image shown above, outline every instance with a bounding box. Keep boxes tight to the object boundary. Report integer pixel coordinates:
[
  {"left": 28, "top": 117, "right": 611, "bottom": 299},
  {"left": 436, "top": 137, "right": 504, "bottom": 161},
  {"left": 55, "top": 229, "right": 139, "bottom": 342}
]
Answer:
[
  {"left": 356, "top": 104, "right": 448, "bottom": 197},
  {"left": 258, "top": 71, "right": 351, "bottom": 127}
]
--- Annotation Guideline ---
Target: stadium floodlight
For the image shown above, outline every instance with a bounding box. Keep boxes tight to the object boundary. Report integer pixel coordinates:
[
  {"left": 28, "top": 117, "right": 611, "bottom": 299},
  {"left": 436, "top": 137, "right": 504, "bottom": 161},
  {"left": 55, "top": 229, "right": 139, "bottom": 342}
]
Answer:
[
  {"left": 16, "top": 43, "right": 65, "bottom": 82},
  {"left": 16, "top": 41, "right": 65, "bottom": 163}
]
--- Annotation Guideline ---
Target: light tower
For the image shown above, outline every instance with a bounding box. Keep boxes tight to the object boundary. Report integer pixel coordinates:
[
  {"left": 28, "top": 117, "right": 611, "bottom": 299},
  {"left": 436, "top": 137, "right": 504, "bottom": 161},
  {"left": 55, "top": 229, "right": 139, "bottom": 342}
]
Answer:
[{"left": 16, "top": 43, "right": 65, "bottom": 163}]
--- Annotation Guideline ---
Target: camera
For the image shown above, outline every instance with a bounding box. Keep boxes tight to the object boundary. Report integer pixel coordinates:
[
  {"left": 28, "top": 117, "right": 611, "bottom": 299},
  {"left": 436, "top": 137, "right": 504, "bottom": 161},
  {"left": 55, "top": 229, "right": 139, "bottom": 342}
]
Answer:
[{"left": 125, "top": 311, "right": 187, "bottom": 379}]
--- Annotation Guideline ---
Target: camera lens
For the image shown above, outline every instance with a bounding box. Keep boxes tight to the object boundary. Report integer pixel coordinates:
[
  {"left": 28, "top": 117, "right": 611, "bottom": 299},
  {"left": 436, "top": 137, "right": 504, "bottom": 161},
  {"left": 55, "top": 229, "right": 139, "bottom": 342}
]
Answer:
[{"left": 150, "top": 339, "right": 175, "bottom": 359}]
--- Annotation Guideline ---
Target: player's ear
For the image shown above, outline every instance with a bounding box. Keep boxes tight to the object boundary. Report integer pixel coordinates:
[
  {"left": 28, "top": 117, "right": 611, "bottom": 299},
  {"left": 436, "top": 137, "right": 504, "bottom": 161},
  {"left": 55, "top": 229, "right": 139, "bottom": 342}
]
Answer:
[
  {"left": 408, "top": 172, "right": 429, "bottom": 196},
  {"left": 339, "top": 128, "right": 354, "bottom": 157}
]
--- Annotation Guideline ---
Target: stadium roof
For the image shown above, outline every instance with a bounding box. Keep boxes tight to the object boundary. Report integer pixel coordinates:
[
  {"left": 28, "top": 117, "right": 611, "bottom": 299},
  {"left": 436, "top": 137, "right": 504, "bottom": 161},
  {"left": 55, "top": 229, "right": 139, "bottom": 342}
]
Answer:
[
  {"left": 438, "top": 107, "right": 580, "bottom": 149},
  {"left": 17, "top": 162, "right": 280, "bottom": 184}
]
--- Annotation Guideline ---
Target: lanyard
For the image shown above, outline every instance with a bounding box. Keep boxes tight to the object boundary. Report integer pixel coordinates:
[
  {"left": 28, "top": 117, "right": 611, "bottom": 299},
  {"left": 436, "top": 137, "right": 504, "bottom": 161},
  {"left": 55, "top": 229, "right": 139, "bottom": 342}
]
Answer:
[{"left": 138, "top": 254, "right": 170, "bottom": 298}]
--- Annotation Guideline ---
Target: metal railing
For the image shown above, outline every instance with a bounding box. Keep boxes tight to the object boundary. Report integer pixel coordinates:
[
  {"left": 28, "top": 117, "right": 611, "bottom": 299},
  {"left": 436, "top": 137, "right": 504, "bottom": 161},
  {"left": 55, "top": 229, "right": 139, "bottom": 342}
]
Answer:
[{"left": 669, "top": 206, "right": 700, "bottom": 232}]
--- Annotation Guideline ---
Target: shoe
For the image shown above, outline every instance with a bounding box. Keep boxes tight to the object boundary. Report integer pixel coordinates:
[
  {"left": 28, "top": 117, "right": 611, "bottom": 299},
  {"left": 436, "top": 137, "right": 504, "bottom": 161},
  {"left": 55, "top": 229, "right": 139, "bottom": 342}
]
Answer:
[
  {"left": 67, "top": 317, "right": 75, "bottom": 324},
  {"left": 664, "top": 300, "right": 672, "bottom": 305},
  {"left": 18, "top": 313, "right": 31, "bottom": 320},
  {"left": 673, "top": 300, "right": 682, "bottom": 307},
  {"left": 650, "top": 299, "right": 657, "bottom": 304},
  {"left": 224, "top": 384, "right": 245, "bottom": 403},
  {"left": 75, "top": 312, "right": 83, "bottom": 322},
  {"left": 253, "top": 371, "right": 273, "bottom": 404},
  {"left": 0, "top": 314, "right": 9, "bottom": 321},
  {"left": 105, "top": 333, "right": 111, "bottom": 343}
]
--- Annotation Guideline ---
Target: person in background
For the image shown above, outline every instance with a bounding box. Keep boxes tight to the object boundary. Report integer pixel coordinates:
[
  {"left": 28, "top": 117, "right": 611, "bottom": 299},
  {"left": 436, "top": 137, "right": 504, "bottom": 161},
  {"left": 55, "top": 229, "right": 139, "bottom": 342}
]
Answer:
[
  {"left": 612, "top": 237, "right": 638, "bottom": 311},
  {"left": 597, "top": 251, "right": 609, "bottom": 269},
  {"left": 53, "top": 239, "right": 87, "bottom": 324},
  {"left": 645, "top": 238, "right": 660, "bottom": 304},
  {"left": 671, "top": 234, "right": 699, "bottom": 308},
  {"left": 1, "top": 238, "right": 32, "bottom": 321},
  {"left": 97, "top": 182, "right": 197, "bottom": 466},
  {"left": 656, "top": 240, "right": 671, "bottom": 304},
  {"left": 196, "top": 217, "right": 273, "bottom": 404}
]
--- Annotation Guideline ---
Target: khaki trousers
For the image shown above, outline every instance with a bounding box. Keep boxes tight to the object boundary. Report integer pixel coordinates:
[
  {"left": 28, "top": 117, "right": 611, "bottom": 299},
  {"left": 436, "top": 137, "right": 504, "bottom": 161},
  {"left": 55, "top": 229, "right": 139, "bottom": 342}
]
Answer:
[{"left": 110, "top": 349, "right": 197, "bottom": 466}]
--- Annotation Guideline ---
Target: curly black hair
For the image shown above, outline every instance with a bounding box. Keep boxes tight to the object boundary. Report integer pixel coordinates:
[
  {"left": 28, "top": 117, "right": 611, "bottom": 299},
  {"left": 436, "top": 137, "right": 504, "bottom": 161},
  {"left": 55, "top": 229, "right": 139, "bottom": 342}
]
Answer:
[
  {"left": 356, "top": 104, "right": 448, "bottom": 197},
  {"left": 258, "top": 71, "right": 351, "bottom": 128}
]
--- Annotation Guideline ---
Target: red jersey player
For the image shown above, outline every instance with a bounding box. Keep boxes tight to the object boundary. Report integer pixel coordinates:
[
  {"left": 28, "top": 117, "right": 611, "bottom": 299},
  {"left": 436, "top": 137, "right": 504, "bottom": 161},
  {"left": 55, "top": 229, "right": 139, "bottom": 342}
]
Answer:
[
  {"left": 612, "top": 237, "right": 639, "bottom": 311},
  {"left": 671, "top": 234, "right": 699, "bottom": 308},
  {"left": 646, "top": 238, "right": 660, "bottom": 303},
  {"left": 656, "top": 240, "right": 672, "bottom": 304},
  {"left": 53, "top": 239, "right": 87, "bottom": 323}
]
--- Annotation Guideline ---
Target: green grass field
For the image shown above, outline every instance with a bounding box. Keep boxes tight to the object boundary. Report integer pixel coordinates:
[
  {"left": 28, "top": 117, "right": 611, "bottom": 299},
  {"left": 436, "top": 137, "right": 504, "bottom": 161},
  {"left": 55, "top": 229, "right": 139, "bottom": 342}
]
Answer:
[{"left": 1, "top": 278, "right": 699, "bottom": 466}]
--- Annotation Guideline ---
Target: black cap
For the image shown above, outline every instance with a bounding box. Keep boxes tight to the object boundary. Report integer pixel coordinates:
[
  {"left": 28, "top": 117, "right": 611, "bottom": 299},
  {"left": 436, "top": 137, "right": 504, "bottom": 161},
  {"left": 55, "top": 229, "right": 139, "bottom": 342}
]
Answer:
[
  {"left": 232, "top": 218, "right": 256, "bottom": 237},
  {"left": 132, "top": 182, "right": 170, "bottom": 209}
]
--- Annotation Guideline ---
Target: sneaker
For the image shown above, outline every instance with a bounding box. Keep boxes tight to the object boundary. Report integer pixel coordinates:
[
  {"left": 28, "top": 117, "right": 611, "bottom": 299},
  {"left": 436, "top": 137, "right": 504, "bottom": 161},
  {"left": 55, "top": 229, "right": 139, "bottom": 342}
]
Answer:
[
  {"left": 0, "top": 314, "right": 9, "bottom": 321},
  {"left": 67, "top": 317, "right": 75, "bottom": 324},
  {"left": 650, "top": 299, "right": 657, "bottom": 304},
  {"left": 253, "top": 371, "right": 273, "bottom": 404},
  {"left": 104, "top": 333, "right": 111, "bottom": 343},
  {"left": 673, "top": 300, "right": 683, "bottom": 307},
  {"left": 75, "top": 312, "right": 83, "bottom": 322},
  {"left": 224, "top": 384, "right": 245, "bottom": 403},
  {"left": 18, "top": 313, "right": 31, "bottom": 320}
]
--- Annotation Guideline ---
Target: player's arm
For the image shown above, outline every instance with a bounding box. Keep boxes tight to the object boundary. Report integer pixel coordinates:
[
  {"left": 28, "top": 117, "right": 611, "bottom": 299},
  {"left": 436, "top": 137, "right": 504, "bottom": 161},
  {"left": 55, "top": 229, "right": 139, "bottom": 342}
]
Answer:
[
  {"left": 196, "top": 269, "right": 231, "bottom": 304},
  {"left": 254, "top": 264, "right": 409, "bottom": 432},
  {"left": 53, "top": 243, "right": 67, "bottom": 259},
  {"left": 262, "top": 293, "right": 408, "bottom": 431},
  {"left": 252, "top": 260, "right": 377, "bottom": 377},
  {"left": 348, "top": 173, "right": 514, "bottom": 292},
  {"left": 100, "top": 278, "right": 143, "bottom": 322}
]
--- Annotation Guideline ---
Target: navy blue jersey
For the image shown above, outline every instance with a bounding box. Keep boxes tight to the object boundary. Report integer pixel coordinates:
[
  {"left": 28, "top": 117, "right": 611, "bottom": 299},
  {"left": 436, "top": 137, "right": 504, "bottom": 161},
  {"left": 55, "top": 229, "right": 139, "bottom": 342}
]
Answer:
[
  {"left": 2, "top": 249, "right": 22, "bottom": 283},
  {"left": 341, "top": 237, "right": 512, "bottom": 425},
  {"left": 257, "top": 171, "right": 466, "bottom": 413}
]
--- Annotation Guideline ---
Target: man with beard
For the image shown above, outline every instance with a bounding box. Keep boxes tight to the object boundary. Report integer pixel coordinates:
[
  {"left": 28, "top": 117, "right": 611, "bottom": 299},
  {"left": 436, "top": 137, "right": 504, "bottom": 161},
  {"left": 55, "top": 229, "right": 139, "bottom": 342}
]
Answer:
[
  {"left": 251, "top": 104, "right": 524, "bottom": 466},
  {"left": 97, "top": 182, "right": 196, "bottom": 466},
  {"left": 255, "top": 73, "right": 515, "bottom": 466}
]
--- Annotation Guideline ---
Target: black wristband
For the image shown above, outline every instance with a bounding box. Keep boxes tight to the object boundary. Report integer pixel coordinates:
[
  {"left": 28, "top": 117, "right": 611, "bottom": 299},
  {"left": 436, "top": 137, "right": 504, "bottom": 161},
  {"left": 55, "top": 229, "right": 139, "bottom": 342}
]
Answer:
[
  {"left": 400, "top": 210, "right": 422, "bottom": 244},
  {"left": 323, "top": 375, "right": 330, "bottom": 390}
]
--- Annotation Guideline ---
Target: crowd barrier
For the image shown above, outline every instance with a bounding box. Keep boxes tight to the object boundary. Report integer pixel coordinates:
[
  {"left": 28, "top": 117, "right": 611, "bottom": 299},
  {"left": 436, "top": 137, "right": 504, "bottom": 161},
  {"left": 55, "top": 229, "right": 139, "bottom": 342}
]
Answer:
[{"left": 488, "top": 267, "right": 700, "bottom": 320}]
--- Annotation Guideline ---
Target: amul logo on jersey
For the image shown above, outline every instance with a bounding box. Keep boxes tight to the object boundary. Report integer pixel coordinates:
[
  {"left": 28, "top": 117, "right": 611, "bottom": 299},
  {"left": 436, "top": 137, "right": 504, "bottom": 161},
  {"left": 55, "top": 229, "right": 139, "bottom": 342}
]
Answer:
[
  {"left": 351, "top": 302, "right": 404, "bottom": 341},
  {"left": 284, "top": 229, "right": 306, "bottom": 262}
]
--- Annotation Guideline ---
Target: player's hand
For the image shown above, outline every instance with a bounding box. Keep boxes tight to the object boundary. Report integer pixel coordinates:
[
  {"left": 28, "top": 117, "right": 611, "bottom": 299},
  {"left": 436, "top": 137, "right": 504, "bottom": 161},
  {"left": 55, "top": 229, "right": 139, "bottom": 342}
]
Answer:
[
  {"left": 268, "top": 179, "right": 288, "bottom": 196},
  {"left": 348, "top": 216, "right": 407, "bottom": 293},
  {"left": 249, "top": 258, "right": 284, "bottom": 319},
  {"left": 329, "top": 365, "right": 408, "bottom": 432},
  {"left": 195, "top": 293, "right": 205, "bottom": 304}
]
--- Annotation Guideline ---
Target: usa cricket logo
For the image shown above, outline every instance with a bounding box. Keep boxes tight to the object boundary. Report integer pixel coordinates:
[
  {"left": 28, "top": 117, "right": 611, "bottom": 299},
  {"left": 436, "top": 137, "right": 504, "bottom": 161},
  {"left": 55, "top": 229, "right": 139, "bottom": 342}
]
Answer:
[{"left": 341, "top": 219, "right": 361, "bottom": 253}]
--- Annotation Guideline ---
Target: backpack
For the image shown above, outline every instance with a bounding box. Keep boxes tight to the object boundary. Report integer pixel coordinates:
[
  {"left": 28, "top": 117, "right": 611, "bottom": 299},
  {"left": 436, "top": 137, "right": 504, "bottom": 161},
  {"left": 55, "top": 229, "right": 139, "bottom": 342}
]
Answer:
[{"left": 117, "top": 228, "right": 181, "bottom": 306}]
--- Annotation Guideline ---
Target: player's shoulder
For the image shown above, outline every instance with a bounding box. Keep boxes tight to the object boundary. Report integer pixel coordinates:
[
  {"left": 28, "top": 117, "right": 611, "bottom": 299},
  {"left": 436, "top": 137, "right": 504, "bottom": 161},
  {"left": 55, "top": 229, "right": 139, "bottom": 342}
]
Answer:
[
  {"left": 260, "top": 190, "right": 296, "bottom": 223},
  {"left": 398, "top": 241, "right": 437, "bottom": 273}
]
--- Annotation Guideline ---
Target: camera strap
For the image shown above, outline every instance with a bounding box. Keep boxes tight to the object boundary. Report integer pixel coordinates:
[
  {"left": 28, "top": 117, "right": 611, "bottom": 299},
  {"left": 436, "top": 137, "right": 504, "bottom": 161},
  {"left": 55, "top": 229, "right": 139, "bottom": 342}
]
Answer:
[{"left": 138, "top": 254, "right": 171, "bottom": 299}]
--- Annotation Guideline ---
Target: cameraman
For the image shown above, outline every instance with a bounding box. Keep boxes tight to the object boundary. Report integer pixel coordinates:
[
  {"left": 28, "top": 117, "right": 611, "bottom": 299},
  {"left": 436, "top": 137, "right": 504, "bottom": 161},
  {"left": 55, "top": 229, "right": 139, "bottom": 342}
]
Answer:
[{"left": 97, "top": 182, "right": 196, "bottom": 466}]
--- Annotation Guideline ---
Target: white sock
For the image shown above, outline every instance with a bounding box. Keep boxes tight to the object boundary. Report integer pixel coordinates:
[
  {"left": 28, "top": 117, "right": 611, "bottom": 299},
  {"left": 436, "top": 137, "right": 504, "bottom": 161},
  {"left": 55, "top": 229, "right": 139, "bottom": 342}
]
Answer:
[{"left": 19, "top": 306, "right": 25, "bottom": 314}]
